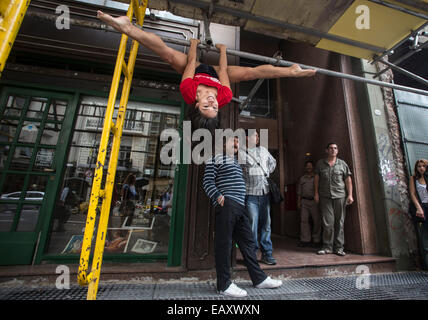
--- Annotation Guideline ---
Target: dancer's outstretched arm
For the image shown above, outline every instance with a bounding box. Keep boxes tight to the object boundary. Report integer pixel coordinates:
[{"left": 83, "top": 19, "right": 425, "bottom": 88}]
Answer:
[
  {"left": 181, "top": 38, "right": 200, "bottom": 81},
  {"left": 215, "top": 43, "right": 231, "bottom": 90}
]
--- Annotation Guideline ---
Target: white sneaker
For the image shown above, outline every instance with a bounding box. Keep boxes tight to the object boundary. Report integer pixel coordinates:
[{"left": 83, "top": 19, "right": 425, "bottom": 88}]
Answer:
[
  {"left": 219, "top": 283, "right": 248, "bottom": 298},
  {"left": 255, "top": 276, "right": 282, "bottom": 289}
]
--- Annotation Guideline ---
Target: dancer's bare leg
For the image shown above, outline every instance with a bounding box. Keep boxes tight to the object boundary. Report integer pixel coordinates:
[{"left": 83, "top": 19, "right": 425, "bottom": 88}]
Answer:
[
  {"left": 215, "top": 64, "right": 316, "bottom": 83},
  {"left": 97, "top": 11, "right": 316, "bottom": 82},
  {"left": 97, "top": 10, "right": 189, "bottom": 73}
]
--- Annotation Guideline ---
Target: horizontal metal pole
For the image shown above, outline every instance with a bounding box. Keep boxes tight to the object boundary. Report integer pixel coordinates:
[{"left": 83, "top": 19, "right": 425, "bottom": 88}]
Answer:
[
  {"left": 404, "top": 138, "right": 428, "bottom": 147},
  {"left": 24, "top": 9, "right": 428, "bottom": 97},
  {"left": 371, "top": 21, "right": 428, "bottom": 64},
  {"left": 231, "top": 96, "right": 243, "bottom": 104},
  {"left": 375, "top": 40, "right": 428, "bottom": 77},
  {"left": 378, "top": 59, "right": 428, "bottom": 88},
  {"left": 160, "top": 35, "right": 428, "bottom": 97}
]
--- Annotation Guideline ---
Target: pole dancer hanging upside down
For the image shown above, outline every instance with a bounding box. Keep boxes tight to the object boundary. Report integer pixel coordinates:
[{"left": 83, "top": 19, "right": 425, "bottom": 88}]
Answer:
[{"left": 97, "top": 11, "right": 316, "bottom": 130}]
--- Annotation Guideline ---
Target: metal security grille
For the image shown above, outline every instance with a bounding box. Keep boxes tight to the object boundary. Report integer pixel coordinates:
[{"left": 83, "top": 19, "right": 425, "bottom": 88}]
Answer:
[
  {"left": 395, "top": 89, "right": 428, "bottom": 175},
  {"left": 1, "top": 272, "right": 428, "bottom": 300}
]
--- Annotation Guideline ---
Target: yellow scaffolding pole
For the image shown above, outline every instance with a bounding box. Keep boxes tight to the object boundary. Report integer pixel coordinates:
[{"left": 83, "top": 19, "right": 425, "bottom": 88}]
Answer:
[
  {"left": 0, "top": 0, "right": 31, "bottom": 77},
  {"left": 77, "top": 0, "right": 148, "bottom": 300}
]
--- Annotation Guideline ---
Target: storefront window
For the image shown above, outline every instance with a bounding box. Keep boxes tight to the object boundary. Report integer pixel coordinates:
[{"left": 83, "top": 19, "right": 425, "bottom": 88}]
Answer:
[
  {"left": 238, "top": 59, "right": 276, "bottom": 119},
  {"left": 45, "top": 96, "right": 180, "bottom": 256},
  {"left": 0, "top": 94, "right": 67, "bottom": 234}
]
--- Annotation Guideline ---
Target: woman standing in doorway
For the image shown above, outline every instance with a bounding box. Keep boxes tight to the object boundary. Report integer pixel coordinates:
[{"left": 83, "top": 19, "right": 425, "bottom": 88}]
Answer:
[{"left": 409, "top": 159, "right": 428, "bottom": 269}]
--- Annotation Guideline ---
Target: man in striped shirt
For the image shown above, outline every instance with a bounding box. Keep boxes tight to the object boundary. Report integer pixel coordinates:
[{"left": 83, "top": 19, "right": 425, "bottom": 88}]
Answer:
[{"left": 203, "top": 135, "right": 282, "bottom": 298}]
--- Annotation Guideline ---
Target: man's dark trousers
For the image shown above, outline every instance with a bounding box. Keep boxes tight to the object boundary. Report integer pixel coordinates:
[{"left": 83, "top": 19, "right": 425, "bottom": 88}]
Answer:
[{"left": 215, "top": 198, "right": 267, "bottom": 291}]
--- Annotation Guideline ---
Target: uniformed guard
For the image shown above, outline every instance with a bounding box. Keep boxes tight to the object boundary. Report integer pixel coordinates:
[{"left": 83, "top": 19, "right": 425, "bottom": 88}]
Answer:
[
  {"left": 297, "top": 160, "right": 321, "bottom": 248},
  {"left": 314, "top": 143, "right": 354, "bottom": 256}
]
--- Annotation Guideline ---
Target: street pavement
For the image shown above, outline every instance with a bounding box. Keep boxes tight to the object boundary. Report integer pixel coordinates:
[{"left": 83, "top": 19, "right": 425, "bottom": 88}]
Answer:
[{"left": 0, "top": 271, "right": 427, "bottom": 300}]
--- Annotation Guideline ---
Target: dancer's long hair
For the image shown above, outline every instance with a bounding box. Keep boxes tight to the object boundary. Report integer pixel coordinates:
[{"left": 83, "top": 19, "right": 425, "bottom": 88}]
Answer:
[{"left": 186, "top": 104, "right": 220, "bottom": 136}]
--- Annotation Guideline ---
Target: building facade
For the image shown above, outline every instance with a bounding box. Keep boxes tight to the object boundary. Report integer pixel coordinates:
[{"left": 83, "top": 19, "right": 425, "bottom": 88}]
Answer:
[{"left": 0, "top": 0, "right": 425, "bottom": 273}]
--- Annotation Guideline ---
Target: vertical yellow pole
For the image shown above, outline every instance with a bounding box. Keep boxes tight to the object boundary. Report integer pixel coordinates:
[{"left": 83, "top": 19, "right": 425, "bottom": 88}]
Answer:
[
  {"left": 77, "top": 5, "right": 133, "bottom": 288},
  {"left": 86, "top": 27, "right": 141, "bottom": 302},
  {"left": 78, "top": 0, "right": 148, "bottom": 300},
  {"left": 0, "top": 0, "right": 31, "bottom": 77}
]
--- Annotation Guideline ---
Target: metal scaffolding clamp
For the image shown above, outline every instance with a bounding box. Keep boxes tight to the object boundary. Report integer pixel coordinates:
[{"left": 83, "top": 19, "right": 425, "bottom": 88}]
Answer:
[
  {"left": 378, "top": 58, "right": 428, "bottom": 88},
  {"left": 202, "top": 13, "right": 213, "bottom": 46},
  {"left": 374, "top": 30, "right": 428, "bottom": 80},
  {"left": 202, "top": 2, "right": 214, "bottom": 46},
  {"left": 77, "top": 0, "right": 149, "bottom": 300}
]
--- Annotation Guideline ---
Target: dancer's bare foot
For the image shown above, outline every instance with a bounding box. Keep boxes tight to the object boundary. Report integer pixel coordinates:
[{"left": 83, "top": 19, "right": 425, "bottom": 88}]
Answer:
[
  {"left": 97, "top": 10, "right": 132, "bottom": 34},
  {"left": 289, "top": 64, "right": 317, "bottom": 77}
]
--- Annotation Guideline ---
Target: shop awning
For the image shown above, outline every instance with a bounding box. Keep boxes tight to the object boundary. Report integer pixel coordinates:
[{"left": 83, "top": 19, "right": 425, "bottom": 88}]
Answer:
[{"left": 115, "top": 0, "right": 427, "bottom": 61}]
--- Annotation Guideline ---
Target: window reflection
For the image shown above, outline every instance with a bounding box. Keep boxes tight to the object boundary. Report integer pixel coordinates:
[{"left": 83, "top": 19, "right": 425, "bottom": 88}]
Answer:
[
  {"left": 0, "top": 203, "right": 17, "bottom": 232},
  {"left": 48, "top": 100, "right": 66, "bottom": 122},
  {"left": 46, "top": 97, "right": 180, "bottom": 256},
  {"left": 17, "top": 204, "right": 41, "bottom": 232},
  {"left": 0, "top": 119, "right": 19, "bottom": 141},
  {"left": 34, "top": 148, "right": 55, "bottom": 172},
  {"left": 0, "top": 94, "right": 56, "bottom": 233},
  {"left": 0, "top": 177, "right": 45, "bottom": 232},
  {"left": 41, "top": 125, "right": 61, "bottom": 146},
  {"left": 26, "top": 98, "right": 48, "bottom": 119},
  {"left": 18, "top": 122, "right": 39, "bottom": 144},
  {"left": 0, "top": 118, "right": 17, "bottom": 169},
  {"left": 1, "top": 174, "right": 25, "bottom": 196},
  {"left": 0, "top": 145, "right": 9, "bottom": 170},
  {"left": 12, "top": 147, "right": 34, "bottom": 171},
  {"left": 27, "top": 175, "right": 48, "bottom": 197},
  {"left": 238, "top": 59, "right": 276, "bottom": 119},
  {"left": 4, "top": 96, "right": 26, "bottom": 117}
]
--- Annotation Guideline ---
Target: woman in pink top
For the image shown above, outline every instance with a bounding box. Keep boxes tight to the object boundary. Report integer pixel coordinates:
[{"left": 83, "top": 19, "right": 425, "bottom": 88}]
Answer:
[{"left": 97, "top": 11, "right": 316, "bottom": 128}]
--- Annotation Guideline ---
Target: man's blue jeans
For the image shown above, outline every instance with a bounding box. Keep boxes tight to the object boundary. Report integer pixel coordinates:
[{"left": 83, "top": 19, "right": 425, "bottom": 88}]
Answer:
[{"left": 245, "top": 194, "right": 273, "bottom": 257}]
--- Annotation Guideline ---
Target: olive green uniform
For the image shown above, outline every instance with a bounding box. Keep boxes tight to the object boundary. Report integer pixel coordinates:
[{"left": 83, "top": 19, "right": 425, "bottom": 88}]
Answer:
[
  {"left": 314, "top": 158, "right": 352, "bottom": 251},
  {"left": 297, "top": 174, "right": 321, "bottom": 243}
]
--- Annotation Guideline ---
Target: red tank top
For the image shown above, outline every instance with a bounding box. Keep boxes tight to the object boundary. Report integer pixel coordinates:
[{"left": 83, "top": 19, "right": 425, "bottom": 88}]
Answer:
[{"left": 179, "top": 73, "right": 233, "bottom": 108}]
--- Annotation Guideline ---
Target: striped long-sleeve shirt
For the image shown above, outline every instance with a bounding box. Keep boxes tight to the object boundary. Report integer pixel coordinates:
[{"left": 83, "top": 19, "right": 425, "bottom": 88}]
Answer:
[{"left": 203, "top": 154, "right": 246, "bottom": 207}]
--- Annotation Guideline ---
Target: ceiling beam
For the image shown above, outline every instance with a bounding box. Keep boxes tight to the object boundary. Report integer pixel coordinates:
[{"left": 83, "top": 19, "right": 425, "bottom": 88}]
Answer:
[{"left": 165, "top": 0, "right": 386, "bottom": 53}]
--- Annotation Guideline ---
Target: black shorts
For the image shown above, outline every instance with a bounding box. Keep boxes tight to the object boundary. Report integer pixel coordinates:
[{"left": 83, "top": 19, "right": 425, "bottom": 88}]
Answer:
[{"left": 195, "top": 63, "right": 218, "bottom": 79}]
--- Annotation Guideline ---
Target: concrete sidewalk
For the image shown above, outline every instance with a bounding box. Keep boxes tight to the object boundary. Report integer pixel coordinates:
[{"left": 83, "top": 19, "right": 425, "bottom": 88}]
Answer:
[{"left": 0, "top": 271, "right": 427, "bottom": 300}]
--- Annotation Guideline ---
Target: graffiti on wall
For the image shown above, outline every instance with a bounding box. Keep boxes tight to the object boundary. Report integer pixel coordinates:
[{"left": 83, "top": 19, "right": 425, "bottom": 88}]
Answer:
[
  {"left": 378, "top": 133, "right": 399, "bottom": 187},
  {"left": 377, "top": 133, "right": 417, "bottom": 254},
  {"left": 380, "top": 159, "right": 399, "bottom": 187}
]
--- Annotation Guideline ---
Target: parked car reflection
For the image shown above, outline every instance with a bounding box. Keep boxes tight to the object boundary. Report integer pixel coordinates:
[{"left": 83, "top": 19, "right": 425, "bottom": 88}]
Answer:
[
  {"left": 0, "top": 191, "right": 44, "bottom": 232},
  {"left": 0, "top": 191, "right": 44, "bottom": 210},
  {"left": 1, "top": 191, "right": 45, "bottom": 201}
]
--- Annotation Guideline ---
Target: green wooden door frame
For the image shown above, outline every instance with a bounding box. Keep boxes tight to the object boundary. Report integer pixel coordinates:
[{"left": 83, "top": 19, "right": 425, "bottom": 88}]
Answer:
[
  {"left": 1, "top": 80, "right": 188, "bottom": 266},
  {"left": 33, "top": 91, "right": 80, "bottom": 264},
  {"left": 0, "top": 86, "right": 76, "bottom": 265},
  {"left": 167, "top": 102, "right": 188, "bottom": 267}
]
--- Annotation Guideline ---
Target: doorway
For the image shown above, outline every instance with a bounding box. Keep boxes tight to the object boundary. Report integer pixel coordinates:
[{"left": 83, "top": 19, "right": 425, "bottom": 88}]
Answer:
[
  {"left": 0, "top": 87, "right": 76, "bottom": 265},
  {"left": 237, "top": 48, "right": 379, "bottom": 260}
]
